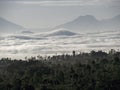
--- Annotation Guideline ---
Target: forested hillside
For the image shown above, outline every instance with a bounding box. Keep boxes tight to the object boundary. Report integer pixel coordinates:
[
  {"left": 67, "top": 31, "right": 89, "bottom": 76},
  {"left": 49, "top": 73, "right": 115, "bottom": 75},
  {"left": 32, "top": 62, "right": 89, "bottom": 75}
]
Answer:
[{"left": 0, "top": 50, "right": 120, "bottom": 90}]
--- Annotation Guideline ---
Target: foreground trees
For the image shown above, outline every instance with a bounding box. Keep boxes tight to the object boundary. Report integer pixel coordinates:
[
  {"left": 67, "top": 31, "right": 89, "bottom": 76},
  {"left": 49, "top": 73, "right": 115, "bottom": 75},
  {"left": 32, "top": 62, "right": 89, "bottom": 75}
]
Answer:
[{"left": 0, "top": 50, "right": 120, "bottom": 90}]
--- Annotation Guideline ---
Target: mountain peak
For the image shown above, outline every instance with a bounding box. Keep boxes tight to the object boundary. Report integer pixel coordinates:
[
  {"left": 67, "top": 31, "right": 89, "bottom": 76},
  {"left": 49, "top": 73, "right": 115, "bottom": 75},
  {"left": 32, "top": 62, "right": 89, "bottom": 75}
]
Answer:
[
  {"left": 56, "top": 14, "right": 120, "bottom": 32},
  {"left": 74, "top": 15, "right": 98, "bottom": 22}
]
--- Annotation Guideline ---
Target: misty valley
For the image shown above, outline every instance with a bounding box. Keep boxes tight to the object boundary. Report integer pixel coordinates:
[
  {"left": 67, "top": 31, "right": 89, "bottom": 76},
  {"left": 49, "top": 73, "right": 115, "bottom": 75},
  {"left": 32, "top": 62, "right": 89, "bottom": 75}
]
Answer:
[
  {"left": 0, "top": 16, "right": 120, "bottom": 89},
  {"left": 0, "top": 29, "right": 120, "bottom": 59},
  {"left": 0, "top": 0, "right": 120, "bottom": 89},
  {"left": 0, "top": 29, "right": 120, "bottom": 90}
]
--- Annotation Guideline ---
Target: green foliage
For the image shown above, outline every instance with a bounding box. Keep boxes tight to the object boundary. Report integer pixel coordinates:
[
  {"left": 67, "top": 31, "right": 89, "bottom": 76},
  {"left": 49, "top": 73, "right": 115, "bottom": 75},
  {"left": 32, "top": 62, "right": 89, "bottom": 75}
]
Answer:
[{"left": 0, "top": 50, "right": 120, "bottom": 90}]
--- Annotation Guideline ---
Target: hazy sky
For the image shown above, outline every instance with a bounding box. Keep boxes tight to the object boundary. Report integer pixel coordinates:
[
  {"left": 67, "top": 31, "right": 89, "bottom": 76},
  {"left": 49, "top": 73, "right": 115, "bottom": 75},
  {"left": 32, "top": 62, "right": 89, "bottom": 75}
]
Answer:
[{"left": 0, "top": 0, "right": 120, "bottom": 28}]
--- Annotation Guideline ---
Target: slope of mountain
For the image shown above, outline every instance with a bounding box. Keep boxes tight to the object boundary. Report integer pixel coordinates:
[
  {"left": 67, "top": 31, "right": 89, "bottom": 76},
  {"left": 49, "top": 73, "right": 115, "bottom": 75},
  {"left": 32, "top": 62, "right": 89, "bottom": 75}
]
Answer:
[
  {"left": 45, "top": 28, "right": 77, "bottom": 36},
  {"left": 55, "top": 15, "right": 120, "bottom": 32},
  {"left": 0, "top": 17, "right": 24, "bottom": 33},
  {"left": 101, "top": 15, "right": 120, "bottom": 30}
]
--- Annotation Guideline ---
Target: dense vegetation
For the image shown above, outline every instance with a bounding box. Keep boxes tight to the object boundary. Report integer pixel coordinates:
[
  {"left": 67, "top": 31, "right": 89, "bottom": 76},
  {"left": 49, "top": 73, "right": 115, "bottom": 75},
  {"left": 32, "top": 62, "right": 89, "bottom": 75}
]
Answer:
[{"left": 0, "top": 49, "right": 120, "bottom": 90}]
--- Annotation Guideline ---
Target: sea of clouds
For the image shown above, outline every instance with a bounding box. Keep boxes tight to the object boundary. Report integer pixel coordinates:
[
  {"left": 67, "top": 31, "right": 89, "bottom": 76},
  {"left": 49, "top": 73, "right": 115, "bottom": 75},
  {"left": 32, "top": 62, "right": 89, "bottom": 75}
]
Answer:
[{"left": 0, "top": 29, "right": 120, "bottom": 59}]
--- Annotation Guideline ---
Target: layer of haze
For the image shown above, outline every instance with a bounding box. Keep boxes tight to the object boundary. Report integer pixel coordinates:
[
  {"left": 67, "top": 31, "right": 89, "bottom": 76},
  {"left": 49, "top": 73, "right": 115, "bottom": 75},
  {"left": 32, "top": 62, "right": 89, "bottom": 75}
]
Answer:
[{"left": 0, "top": 29, "right": 120, "bottom": 59}]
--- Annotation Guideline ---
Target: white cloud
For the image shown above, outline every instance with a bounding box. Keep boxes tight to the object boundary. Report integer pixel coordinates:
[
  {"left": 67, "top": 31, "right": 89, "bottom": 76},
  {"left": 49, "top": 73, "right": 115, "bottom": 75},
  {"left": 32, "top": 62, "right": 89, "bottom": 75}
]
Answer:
[{"left": 0, "top": 30, "right": 120, "bottom": 59}]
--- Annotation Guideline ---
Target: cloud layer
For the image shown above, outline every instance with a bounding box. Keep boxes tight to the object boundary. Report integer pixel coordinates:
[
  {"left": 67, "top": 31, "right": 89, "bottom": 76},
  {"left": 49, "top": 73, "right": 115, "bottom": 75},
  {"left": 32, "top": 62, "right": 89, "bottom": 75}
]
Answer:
[{"left": 0, "top": 29, "right": 120, "bottom": 59}]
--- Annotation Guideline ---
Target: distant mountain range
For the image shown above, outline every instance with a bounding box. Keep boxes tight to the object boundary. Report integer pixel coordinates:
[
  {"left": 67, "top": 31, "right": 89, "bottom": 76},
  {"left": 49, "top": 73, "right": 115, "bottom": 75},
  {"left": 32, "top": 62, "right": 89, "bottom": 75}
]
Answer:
[
  {"left": 55, "top": 15, "right": 120, "bottom": 32},
  {"left": 0, "top": 15, "right": 120, "bottom": 33},
  {"left": 0, "top": 17, "right": 24, "bottom": 33}
]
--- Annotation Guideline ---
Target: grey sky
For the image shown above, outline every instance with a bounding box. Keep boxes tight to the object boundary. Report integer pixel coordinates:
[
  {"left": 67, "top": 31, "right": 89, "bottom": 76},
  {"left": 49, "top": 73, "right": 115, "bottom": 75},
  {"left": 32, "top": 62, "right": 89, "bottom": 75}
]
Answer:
[{"left": 0, "top": 0, "right": 120, "bottom": 28}]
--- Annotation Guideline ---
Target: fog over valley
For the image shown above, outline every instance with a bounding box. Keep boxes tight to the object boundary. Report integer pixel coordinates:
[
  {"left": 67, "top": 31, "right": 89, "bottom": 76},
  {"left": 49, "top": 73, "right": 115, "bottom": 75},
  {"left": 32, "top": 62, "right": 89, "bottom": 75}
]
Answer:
[
  {"left": 0, "top": 0, "right": 120, "bottom": 59},
  {"left": 0, "top": 28, "right": 120, "bottom": 59},
  {"left": 1, "top": 1, "right": 120, "bottom": 90}
]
